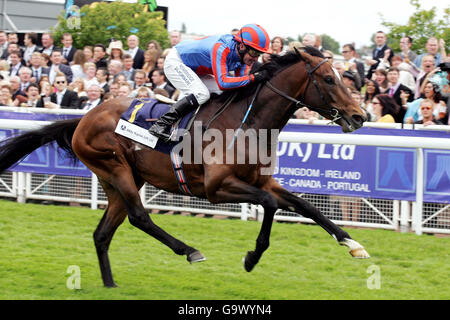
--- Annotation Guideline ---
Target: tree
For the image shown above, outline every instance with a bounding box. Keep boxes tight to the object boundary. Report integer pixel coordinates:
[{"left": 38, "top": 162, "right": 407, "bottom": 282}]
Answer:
[
  {"left": 320, "top": 34, "right": 340, "bottom": 54},
  {"left": 52, "top": 1, "right": 170, "bottom": 50},
  {"left": 380, "top": 0, "right": 449, "bottom": 54}
]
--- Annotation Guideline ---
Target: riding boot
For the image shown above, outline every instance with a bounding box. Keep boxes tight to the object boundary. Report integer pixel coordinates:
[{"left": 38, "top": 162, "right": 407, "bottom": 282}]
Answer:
[{"left": 148, "top": 94, "right": 199, "bottom": 142}]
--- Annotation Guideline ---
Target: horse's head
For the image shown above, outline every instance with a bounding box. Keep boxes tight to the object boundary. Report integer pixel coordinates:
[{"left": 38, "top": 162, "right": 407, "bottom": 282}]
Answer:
[{"left": 293, "top": 47, "right": 366, "bottom": 132}]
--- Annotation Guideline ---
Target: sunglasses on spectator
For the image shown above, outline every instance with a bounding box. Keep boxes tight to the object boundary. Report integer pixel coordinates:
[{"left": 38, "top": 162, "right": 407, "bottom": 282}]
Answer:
[
  {"left": 421, "top": 106, "right": 432, "bottom": 111},
  {"left": 372, "top": 102, "right": 380, "bottom": 105},
  {"left": 55, "top": 81, "right": 66, "bottom": 84},
  {"left": 342, "top": 50, "right": 350, "bottom": 53},
  {"left": 324, "top": 56, "right": 332, "bottom": 59}
]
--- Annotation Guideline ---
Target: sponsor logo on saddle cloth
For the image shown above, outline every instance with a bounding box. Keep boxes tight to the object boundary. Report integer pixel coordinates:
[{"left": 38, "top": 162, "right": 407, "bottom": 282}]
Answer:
[{"left": 115, "top": 96, "right": 196, "bottom": 154}]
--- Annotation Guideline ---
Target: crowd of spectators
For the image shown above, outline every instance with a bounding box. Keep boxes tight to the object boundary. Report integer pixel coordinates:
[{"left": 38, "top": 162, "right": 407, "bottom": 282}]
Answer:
[
  {"left": 0, "top": 30, "right": 180, "bottom": 110},
  {"left": 291, "top": 31, "right": 449, "bottom": 126},
  {"left": 0, "top": 29, "right": 448, "bottom": 127}
]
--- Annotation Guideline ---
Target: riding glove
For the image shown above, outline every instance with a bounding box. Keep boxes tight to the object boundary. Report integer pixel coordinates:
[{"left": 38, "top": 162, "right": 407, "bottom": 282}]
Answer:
[{"left": 253, "top": 70, "right": 271, "bottom": 83}]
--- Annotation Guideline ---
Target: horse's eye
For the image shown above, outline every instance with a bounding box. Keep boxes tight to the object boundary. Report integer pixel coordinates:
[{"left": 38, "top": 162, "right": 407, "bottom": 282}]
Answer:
[{"left": 324, "top": 76, "right": 335, "bottom": 85}]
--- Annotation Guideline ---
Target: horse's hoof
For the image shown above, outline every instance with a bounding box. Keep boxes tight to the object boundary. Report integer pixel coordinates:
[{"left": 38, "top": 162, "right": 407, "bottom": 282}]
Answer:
[
  {"left": 243, "top": 251, "right": 256, "bottom": 272},
  {"left": 339, "top": 238, "right": 370, "bottom": 259},
  {"left": 187, "top": 250, "right": 206, "bottom": 263}
]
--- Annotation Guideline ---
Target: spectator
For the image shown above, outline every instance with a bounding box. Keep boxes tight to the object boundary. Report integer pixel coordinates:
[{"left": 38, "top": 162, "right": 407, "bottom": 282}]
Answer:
[
  {"left": 288, "top": 41, "right": 302, "bottom": 51},
  {"left": 302, "top": 34, "right": 316, "bottom": 47},
  {"left": 118, "top": 84, "right": 132, "bottom": 97},
  {"left": 126, "top": 35, "right": 145, "bottom": 69},
  {"left": 372, "top": 94, "right": 401, "bottom": 123},
  {"left": 9, "top": 75, "right": 25, "bottom": 100},
  {"left": 71, "top": 50, "right": 87, "bottom": 80},
  {"left": 169, "top": 30, "right": 182, "bottom": 48},
  {"left": 122, "top": 54, "right": 136, "bottom": 82},
  {"left": 399, "top": 36, "right": 417, "bottom": 63},
  {"left": 0, "top": 59, "right": 9, "bottom": 80},
  {"left": 362, "top": 79, "right": 380, "bottom": 120},
  {"left": 391, "top": 55, "right": 416, "bottom": 92},
  {"left": 29, "top": 52, "right": 50, "bottom": 83},
  {"left": 136, "top": 86, "right": 154, "bottom": 99},
  {"left": 83, "top": 45, "right": 94, "bottom": 62},
  {"left": 374, "top": 68, "right": 389, "bottom": 93},
  {"left": 294, "top": 106, "right": 320, "bottom": 123},
  {"left": 83, "top": 62, "right": 99, "bottom": 88},
  {"left": 414, "top": 99, "right": 444, "bottom": 125},
  {"left": 9, "top": 50, "right": 24, "bottom": 77},
  {"left": 133, "top": 70, "right": 147, "bottom": 89},
  {"left": 314, "top": 34, "right": 324, "bottom": 52},
  {"left": 342, "top": 71, "right": 358, "bottom": 91},
  {"left": 93, "top": 44, "right": 108, "bottom": 69},
  {"left": 80, "top": 84, "right": 102, "bottom": 110},
  {"left": 156, "top": 56, "right": 165, "bottom": 70},
  {"left": 271, "top": 36, "right": 285, "bottom": 55},
  {"left": 342, "top": 44, "right": 365, "bottom": 90},
  {"left": 7, "top": 32, "right": 18, "bottom": 44},
  {"left": 386, "top": 67, "right": 414, "bottom": 121},
  {"left": 109, "top": 81, "right": 120, "bottom": 98},
  {"left": 18, "top": 67, "right": 32, "bottom": 91},
  {"left": 69, "top": 77, "right": 87, "bottom": 99},
  {"left": 39, "top": 80, "right": 53, "bottom": 103},
  {"left": 0, "top": 31, "right": 8, "bottom": 58},
  {"left": 48, "top": 49, "right": 73, "bottom": 84},
  {"left": 332, "top": 61, "right": 345, "bottom": 76},
  {"left": 41, "top": 53, "right": 50, "bottom": 67},
  {"left": 151, "top": 69, "right": 175, "bottom": 98},
  {"left": 0, "top": 85, "right": 13, "bottom": 106},
  {"left": 412, "top": 54, "right": 436, "bottom": 99},
  {"left": 96, "top": 68, "right": 110, "bottom": 94},
  {"left": 40, "top": 33, "right": 58, "bottom": 58},
  {"left": 366, "top": 31, "right": 394, "bottom": 79},
  {"left": 414, "top": 37, "right": 443, "bottom": 68},
  {"left": 146, "top": 40, "right": 162, "bottom": 58},
  {"left": 45, "top": 72, "right": 79, "bottom": 109},
  {"left": 108, "top": 60, "right": 124, "bottom": 84},
  {"left": 142, "top": 48, "right": 159, "bottom": 83},
  {"left": 404, "top": 80, "right": 447, "bottom": 123},
  {"left": 23, "top": 32, "right": 38, "bottom": 65},
  {"left": 106, "top": 40, "right": 124, "bottom": 63},
  {"left": 61, "top": 33, "right": 77, "bottom": 65},
  {"left": 322, "top": 50, "right": 334, "bottom": 63},
  {"left": 23, "top": 83, "right": 42, "bottom": 107}
]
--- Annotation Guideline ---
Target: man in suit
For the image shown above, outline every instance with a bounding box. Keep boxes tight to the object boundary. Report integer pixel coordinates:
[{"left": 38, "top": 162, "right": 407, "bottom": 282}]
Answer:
[
  {"left": 342, "top": 44, "right": 365, "bottom": 90},
  {"left": 122, "top": 54, "right": 136, "bottom": 82},
  {"left": 366, "top": 31, "right": 394, "bottom": 80},
  {"left": 29, "top": 52, "right": 50, "bottom": 82},
  {"left": 93, "top": 44, "right": 108, "bottom": 69},
  {"left": 0, "top": 31, "right": 8, "bottom": 58},
  {"left": 9, "top": 76, "right": 26, "bottom": 100},
  {"left": 23, "top": 32, "right": 40, "bottom": 66},
  {"left": 40, "top": 33, "right": 59, "bottom": 57},
  {"left": 9, "top": 50, "right": 24, "bottom": 77},
  {"left": 126, "top": 35, "right": 145, "bottom": 69},
  {"left": 18, "top": 67, "right": 33, "bottom": 92},
  {"left": 386, "top": 67, "right": 414, "bottom": 122},
  {"left": 151, "top": 68, "right": 175, "bottom": 98},
  {"left": 45, "top": 73, "right": 79, "bottom": 109},
  {"left": 48, "top": 49, "right": 73, "bottom": 84},
  {"left": 80, "top": 84, "right": 102, "bottom": 111},
  {"left": 61, "top": 33, "right": 77, "bottom": 65}
]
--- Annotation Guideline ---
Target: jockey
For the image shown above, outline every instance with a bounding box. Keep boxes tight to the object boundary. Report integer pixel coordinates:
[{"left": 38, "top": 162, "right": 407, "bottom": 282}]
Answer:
[{"left": 148, "top": 23, "right": 272, "bottom": 141}]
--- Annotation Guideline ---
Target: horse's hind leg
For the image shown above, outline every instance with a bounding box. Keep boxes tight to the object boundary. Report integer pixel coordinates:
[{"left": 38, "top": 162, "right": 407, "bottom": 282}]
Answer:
[
  {"left": 270, "top": 182, "right": 370, "bottom": 258},
  {"left": 93, "top": 179, "right": 133, "bottom": 287},
  {"left": 113, "top": 167, "right": 205, "bottom": 263}
]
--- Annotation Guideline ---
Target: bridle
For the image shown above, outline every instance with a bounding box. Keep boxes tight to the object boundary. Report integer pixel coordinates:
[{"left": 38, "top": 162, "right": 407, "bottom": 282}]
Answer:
[{"left": 265, "top": 57, "right": 342, "bottom": 124}]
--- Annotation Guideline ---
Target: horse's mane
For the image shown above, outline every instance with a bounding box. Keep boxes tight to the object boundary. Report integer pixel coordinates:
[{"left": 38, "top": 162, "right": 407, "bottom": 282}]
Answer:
[{"left": 212, "top": 46, "right": 324, "bottom": 104}]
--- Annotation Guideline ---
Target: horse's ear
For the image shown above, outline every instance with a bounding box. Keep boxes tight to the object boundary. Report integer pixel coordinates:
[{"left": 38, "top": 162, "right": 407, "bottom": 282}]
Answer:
[{"left": 294, "top": 46, "right": 303, "bottom": 59}]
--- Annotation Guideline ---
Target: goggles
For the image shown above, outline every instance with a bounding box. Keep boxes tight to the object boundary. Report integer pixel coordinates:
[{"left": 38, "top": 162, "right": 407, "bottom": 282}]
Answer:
[{"left": 245, "top": 45, "right": 263, "bottom": 58}]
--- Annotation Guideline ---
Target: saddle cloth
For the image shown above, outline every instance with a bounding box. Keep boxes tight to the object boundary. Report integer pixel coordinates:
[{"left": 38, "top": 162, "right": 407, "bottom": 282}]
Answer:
[{"left": 115, "top": 98, "right": 195, "bottom": 154}]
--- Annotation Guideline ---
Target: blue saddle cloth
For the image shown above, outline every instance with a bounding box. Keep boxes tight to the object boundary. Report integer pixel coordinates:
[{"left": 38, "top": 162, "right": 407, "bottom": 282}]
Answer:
[{"left": 120, "top": 98, "right": 194, "bottom": 154}]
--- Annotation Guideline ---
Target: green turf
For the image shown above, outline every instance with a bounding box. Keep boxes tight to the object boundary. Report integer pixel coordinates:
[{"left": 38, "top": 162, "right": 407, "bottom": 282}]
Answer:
[{"left": 0, "top": 199, "right": 448, "bottom": 300}]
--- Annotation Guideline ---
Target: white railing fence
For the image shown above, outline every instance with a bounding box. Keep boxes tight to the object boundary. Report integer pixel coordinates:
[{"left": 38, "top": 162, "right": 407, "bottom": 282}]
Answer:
[{"left": 0, "top": 109, "right": 449, "bottom": 235}]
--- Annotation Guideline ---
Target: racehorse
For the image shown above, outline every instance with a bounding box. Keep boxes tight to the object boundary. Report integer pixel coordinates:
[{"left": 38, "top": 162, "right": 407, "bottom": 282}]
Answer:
[{"left": 0, "top": 47, "right": 369, "bottom": 287}]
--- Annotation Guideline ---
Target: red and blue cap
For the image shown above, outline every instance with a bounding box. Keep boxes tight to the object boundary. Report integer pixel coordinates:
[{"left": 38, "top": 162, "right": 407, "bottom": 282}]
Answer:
[{"left": 234, "top": 24, "right": 271, "bottom": 54}]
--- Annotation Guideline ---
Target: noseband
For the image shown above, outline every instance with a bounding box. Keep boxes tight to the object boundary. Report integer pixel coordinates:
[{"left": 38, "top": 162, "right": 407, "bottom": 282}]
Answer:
[{"left": 265, "top": 58, "right": 342, "bottom": 124}]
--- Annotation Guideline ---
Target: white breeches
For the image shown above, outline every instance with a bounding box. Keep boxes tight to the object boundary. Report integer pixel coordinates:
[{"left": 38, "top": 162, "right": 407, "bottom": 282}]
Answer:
[{"left": 164, "top": 47, "right": 222, "bottom": 104}]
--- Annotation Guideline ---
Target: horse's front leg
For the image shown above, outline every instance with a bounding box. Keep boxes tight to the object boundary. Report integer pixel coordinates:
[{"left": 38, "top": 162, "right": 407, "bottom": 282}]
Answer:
[
  {"left": 206, "top": 175, "right": 278, "bottom": 272},
  {"left": 269, "top": 180, "right": 370, "bottom": 259}
]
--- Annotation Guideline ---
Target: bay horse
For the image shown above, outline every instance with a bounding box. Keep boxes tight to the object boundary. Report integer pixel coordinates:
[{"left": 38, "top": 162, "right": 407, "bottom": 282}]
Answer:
[{"left": 0, "top": 47, "right": 369, "bottom": 287}]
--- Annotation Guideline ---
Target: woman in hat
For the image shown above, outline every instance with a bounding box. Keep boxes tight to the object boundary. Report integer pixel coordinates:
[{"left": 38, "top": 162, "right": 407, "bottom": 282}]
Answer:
[{"left": 107, "top": 40, "right": 124, "bottom": 64}]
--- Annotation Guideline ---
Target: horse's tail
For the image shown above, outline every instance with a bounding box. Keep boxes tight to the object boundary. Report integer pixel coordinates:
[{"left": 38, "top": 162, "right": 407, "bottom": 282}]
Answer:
[{"left": 0, "top": 118, "right": 81, "bottom": 174}]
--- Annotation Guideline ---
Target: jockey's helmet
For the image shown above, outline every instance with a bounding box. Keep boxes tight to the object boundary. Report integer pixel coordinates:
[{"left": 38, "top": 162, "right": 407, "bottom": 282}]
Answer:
[{"left": 234, "top": 24, "right": 271, "bottom": 54}]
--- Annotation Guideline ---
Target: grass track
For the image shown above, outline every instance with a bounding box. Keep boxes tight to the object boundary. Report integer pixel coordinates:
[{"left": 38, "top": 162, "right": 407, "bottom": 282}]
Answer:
[{"left": 0, "top": 200, "right": 448, "bottom": 300}]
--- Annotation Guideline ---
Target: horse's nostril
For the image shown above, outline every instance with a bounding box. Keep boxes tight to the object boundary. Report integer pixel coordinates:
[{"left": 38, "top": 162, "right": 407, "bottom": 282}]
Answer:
[{"left": 352, "top": 114, "right": 365, "bottom": 125}]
